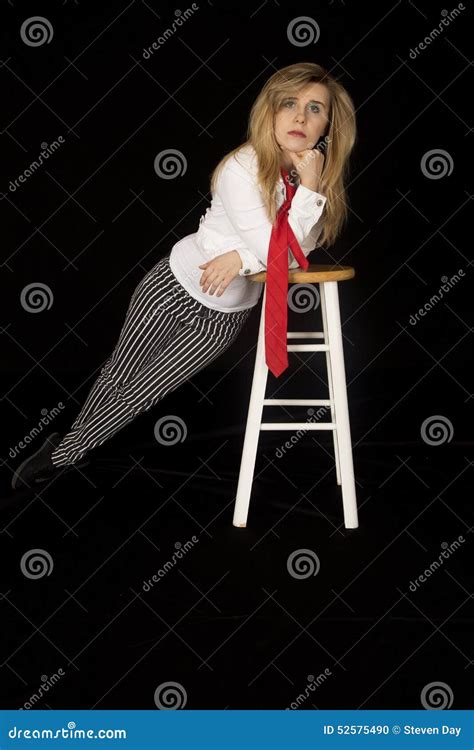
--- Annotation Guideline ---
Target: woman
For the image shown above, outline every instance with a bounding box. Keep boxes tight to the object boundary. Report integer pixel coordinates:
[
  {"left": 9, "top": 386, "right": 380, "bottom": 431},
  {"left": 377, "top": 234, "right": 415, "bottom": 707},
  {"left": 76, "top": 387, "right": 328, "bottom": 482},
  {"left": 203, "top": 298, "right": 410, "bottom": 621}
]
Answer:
[{"left": 11, "top": 61, "right": 356, "bottom": 490}]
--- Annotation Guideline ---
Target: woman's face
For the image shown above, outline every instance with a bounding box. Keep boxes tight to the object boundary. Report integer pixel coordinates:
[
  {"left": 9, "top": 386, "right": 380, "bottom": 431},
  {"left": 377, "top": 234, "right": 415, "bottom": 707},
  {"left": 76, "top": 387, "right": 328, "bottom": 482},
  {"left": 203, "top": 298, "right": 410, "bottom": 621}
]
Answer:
[{"left": 274, "top": 82, "right": 330, "bottom": 157}]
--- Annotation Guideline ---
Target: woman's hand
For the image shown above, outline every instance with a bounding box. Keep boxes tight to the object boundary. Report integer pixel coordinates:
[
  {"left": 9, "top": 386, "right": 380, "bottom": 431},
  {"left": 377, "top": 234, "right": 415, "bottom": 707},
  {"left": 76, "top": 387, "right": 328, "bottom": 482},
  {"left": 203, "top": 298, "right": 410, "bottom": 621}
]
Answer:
[
  {"left": 198, "top": 250, "right": 242, "bottom": 297},
  {"left": 286, "top": 148, "right": 325, "bottom": 193}
]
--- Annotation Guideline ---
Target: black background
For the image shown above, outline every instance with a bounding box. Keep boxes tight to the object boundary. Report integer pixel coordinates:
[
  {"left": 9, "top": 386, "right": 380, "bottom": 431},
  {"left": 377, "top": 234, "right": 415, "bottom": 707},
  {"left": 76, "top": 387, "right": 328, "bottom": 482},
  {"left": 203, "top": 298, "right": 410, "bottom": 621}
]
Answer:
[{"left": 1, "top": 0, "right": 472, "bottom": 713}]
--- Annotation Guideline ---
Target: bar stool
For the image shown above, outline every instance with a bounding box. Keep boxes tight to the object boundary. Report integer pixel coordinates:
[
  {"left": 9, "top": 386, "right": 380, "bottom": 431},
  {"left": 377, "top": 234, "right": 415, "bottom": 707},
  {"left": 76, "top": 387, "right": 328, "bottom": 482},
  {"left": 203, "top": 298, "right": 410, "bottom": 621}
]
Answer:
[{"left": 233, "top": 264, "right": 359, "bottom": 530}]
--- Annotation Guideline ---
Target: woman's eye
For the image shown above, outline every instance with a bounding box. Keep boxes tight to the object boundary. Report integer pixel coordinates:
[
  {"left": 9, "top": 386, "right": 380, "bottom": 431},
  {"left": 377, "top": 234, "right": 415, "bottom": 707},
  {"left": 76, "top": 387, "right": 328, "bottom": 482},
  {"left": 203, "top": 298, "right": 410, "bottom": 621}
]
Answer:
[{"left": 284, "top": 100, "right": 320, "bottom": 113}]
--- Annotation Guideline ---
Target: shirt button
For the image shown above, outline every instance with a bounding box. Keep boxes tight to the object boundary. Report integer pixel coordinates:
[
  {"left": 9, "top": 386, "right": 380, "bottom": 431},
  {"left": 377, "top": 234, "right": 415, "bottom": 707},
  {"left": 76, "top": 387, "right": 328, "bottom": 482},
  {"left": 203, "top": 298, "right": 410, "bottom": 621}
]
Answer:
[
  {"left": 316, "top": 198, "right": 323, "bottom": 207},
  {"left": 244, "top": 268, "right": 251, "bottom": 275}
]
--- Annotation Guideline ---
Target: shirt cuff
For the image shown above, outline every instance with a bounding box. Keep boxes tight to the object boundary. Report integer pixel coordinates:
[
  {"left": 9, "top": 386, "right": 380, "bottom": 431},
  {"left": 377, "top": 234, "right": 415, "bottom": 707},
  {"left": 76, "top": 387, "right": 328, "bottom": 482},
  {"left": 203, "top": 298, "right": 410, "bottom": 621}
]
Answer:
[
  {"left": 237, "top": 248, "right": 265, "bottom": 276},
  {"left": 292, "top": 184, "right": 327, "bottom": 217}
]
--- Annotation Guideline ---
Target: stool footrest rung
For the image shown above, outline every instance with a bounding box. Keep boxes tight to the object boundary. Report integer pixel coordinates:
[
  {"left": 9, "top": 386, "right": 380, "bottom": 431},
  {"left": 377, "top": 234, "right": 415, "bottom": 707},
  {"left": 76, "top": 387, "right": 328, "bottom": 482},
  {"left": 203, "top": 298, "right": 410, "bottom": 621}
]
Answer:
[
  {"left": 287, "top": 344, "right": 329, "bottom": 351},
  {"left": 287, "top": 332, "right": 325, "bottom": 339},
  {"left": 263, "top": 399, "right": 331, "bottom": 406},
  {"left": 260, "top": 422, "right": 336, "bottom": 430}
]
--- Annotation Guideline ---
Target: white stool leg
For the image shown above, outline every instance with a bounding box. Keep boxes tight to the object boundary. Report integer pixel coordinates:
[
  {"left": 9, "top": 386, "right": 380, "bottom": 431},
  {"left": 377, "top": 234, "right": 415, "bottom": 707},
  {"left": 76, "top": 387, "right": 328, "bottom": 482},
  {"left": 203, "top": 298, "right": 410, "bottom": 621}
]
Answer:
[
  {"left": 319, "top": 282, "right": 341, "bottom": 486},
  {"left": 322, "top": 281, "right": 359, "bottom": 529},
  {"left": 233, "top": 288, "right": 269, "bottom": 528}
]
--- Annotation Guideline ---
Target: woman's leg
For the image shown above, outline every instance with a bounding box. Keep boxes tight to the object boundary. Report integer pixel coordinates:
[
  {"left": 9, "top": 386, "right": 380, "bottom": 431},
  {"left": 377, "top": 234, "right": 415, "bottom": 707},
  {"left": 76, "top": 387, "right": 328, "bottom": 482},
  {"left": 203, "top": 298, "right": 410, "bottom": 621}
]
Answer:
[
  {"left": 51, "top": 257, "right": 251, "bottom": 467},
  {"left": 68, "top": 258, "right": 180, "bottom": 431}
]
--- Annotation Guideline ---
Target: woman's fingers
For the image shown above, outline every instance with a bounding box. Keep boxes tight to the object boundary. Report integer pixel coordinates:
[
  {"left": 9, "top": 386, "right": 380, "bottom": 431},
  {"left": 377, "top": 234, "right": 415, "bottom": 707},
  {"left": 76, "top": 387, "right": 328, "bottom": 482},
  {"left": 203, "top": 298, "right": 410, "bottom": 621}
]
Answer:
[
  {"left": 199, "top": 257, "right": 238, "bottom": 297},
  {"left": 206, "top": 273, "right": 230, "bottom": 296},
  {"left": 201, "top": 268, "right": 222, "bottom": 294}
]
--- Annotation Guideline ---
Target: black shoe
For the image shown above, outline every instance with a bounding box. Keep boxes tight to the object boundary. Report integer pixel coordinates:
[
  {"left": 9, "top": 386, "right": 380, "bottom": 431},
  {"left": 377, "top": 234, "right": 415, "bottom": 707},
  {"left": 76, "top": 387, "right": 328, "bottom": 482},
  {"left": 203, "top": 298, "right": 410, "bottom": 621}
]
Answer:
[{"left": 11, "top": 433, "right": 89, "bottom": 490}]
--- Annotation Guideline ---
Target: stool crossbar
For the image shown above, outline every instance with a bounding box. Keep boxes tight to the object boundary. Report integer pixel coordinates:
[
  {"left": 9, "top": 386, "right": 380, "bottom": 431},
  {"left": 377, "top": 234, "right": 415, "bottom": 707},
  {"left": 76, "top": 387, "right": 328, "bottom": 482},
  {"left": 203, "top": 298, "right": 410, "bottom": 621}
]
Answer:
[{"left": 233, "top": 264, "right": 359, "bottom": 530}]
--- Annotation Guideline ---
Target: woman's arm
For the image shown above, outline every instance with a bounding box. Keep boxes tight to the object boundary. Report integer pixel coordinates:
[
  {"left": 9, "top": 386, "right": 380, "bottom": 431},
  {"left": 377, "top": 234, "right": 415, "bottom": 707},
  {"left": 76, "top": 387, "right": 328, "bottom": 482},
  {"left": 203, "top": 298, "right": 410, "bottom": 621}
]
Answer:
[{"left": 217, "top": 154, "right": 327, "bottom": 276}]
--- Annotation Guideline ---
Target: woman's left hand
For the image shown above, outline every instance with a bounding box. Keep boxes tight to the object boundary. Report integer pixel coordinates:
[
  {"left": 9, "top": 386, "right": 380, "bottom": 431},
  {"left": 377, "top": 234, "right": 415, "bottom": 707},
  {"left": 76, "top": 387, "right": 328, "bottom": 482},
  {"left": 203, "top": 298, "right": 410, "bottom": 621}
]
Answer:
[
  {"left": 198, "top": 250, "right": 242, "bottom": 297},
  {"left": 287, "top": 148, "right": 325, "bottom": 192}
]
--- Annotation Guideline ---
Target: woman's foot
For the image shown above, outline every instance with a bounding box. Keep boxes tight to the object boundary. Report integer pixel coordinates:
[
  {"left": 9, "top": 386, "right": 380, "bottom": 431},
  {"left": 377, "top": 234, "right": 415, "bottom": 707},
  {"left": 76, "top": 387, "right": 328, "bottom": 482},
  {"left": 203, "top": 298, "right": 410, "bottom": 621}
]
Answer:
[{"left": 10, "top": 433, "right": 89, "bottom": 490}]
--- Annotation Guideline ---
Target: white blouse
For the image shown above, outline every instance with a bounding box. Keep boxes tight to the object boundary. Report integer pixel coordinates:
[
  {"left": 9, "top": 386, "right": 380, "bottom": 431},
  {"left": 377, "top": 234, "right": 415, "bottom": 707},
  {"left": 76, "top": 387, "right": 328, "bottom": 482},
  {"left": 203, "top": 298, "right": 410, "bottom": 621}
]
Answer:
[{"left": 169, "top": 143, "right": 327, "bottom": 312}]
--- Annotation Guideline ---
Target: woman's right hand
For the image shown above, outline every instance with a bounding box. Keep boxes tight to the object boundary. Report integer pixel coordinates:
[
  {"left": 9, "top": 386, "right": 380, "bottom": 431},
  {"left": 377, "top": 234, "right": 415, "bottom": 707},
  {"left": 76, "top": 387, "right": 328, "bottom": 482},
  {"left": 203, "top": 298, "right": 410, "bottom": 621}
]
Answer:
[{"left": 198, "top": 250, "right": 242, "bottom": 297}]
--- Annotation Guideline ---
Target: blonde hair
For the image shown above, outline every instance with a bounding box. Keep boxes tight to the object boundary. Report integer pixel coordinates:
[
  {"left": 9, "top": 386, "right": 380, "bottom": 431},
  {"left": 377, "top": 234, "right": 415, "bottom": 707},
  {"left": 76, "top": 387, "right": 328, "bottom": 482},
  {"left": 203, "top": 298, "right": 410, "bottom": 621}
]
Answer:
[{"left": 209, "top": 62, "right": 357, "bottom": 248}]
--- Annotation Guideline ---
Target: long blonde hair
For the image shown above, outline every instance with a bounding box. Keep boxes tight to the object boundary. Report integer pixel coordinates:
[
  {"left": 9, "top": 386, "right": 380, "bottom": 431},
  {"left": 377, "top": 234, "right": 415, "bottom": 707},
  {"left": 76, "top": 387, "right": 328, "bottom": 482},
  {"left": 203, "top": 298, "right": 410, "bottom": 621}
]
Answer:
[{"left": 209, "top": 62, "right": 357, "bottom": 248}]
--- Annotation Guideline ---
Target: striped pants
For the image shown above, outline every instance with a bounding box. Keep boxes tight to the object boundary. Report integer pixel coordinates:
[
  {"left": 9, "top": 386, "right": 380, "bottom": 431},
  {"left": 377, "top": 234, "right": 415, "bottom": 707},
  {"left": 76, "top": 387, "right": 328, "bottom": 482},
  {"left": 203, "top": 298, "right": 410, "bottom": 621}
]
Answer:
[{"left": 51, "top": 253, "right": 253, "bottom": 467}]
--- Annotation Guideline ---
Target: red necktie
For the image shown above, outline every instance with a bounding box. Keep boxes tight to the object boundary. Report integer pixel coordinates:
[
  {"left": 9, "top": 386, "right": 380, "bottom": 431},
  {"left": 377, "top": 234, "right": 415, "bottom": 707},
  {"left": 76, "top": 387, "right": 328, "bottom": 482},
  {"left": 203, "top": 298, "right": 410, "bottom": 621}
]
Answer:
[{"left": 265, "top": 167, "right": 309, "bottom": 377}]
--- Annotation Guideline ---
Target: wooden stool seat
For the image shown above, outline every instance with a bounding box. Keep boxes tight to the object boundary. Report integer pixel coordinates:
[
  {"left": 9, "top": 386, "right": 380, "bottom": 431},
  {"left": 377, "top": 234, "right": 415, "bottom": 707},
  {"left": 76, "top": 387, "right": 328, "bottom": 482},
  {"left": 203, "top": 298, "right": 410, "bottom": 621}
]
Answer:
[{"left": 247, "top": 264, "right": 355, "bottom": 284}]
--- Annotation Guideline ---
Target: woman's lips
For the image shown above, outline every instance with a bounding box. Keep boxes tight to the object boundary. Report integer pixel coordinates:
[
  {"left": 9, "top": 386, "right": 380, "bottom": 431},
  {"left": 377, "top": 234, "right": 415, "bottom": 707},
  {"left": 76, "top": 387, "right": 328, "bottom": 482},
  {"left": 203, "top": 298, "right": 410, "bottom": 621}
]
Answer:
[{"left": 287, "top": 131, "right": 306, "bottom": 138}]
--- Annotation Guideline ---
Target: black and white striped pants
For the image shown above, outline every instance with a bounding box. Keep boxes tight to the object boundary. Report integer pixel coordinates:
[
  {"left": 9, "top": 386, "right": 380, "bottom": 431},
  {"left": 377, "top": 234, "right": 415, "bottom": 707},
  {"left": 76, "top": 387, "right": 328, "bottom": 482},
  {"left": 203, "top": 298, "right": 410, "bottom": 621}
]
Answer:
[{"left": 51, "top": 253, "right": 253, "bottom": 467}]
